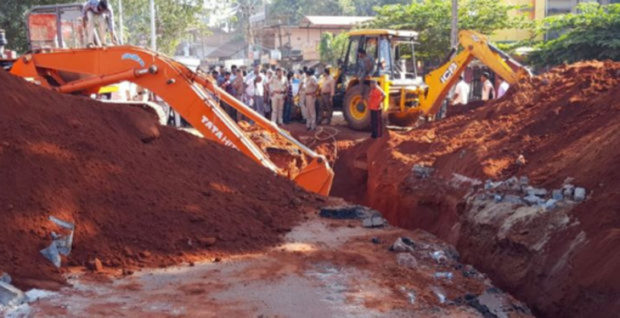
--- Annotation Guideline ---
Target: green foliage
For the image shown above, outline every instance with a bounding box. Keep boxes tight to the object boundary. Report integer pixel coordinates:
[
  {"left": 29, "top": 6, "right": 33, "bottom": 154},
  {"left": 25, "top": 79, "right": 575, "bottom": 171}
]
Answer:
[
  {"left": 122, "top": 0, "right": 207, "bottom": 55},
  {"left": 318, "top": 31, "right": 348, "bottom": 64},
  {"left": 528, "top": 3, "right": 620, "bottom": 67},
  {"left": 268, "top": 0, "right": 409, "bottom": 24},
  {"left": 0, "top": 0, "right": 207, "bottom": 55},
  {"left": 0, "top": 0, "right": 75, "bottom": 53},
  {"left": 370, "top": 0, "right": 532, "bottom": 63}
]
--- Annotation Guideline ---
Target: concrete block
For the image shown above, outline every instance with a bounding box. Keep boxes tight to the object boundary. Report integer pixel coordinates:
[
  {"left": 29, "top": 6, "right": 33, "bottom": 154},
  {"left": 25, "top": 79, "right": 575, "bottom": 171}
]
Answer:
[
  {"left": 503, "top": 194, "right": 524, "bottom": 205},
  {"left": 391, "top": 237, "right": 415, "bottom": 252},
  {"left": 552, "top": 189, "right": 564, "bottom": 201},
  {"left": 396, "top": 253, "right": 418, "bottom": 269},
  {"left": 525, "top": 186, "right": 547, "bottom": 197},
  {"left": 0, "top": 281, "right": 25, "bottom": 307},
  {"left": 493, "top": 194, "right": 503, "bottom": 202},
  {"left": 543, "top": 199, "right": 558, "bottom": 211},
  {"left": 574, "top": 187, "right": 586, "bottom": 201},
  {"left": 0, "top": 272, "right": 10, "bottom": 284},
  {"left": 563, "top": 184, "right": 575, "bottom": 197},
  {"left": 523, "top": 195, "right": 543, "bottom": 205},
  {"left": 412, "top": 164, "right": 434, "bottom": 179},
  {"left": 362, "top": 215, "right": 385, "bottom": 228}
]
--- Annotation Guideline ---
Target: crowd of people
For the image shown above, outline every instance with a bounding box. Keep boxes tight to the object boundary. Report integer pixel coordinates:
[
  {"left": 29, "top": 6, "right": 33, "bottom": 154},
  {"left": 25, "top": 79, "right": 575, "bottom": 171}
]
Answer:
[{"left": 209, "top": 64, "right": 335, "bottom": 131}]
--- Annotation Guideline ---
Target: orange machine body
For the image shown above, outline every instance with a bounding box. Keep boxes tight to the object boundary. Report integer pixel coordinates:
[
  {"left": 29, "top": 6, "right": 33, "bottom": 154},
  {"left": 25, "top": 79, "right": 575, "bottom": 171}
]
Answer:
[{"left": 10, "top": 46, "right": 334, "bottom": 195}]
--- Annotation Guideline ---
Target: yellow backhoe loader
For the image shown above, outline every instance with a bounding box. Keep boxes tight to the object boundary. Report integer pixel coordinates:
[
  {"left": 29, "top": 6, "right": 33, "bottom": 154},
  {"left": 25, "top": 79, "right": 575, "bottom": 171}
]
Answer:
[{"left": 333, "top": 29, "right": 531, "bottom": 130}]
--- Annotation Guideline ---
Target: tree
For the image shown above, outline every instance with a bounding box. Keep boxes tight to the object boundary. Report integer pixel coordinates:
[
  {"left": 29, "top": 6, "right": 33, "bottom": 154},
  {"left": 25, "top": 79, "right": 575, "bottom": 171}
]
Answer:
[
  {"left": 0, "top": 0, "right": 74, "bottom": 53},
  {"left": 370, "top": 0, "right": 532, "bottom": 64},
  {"left": 528, "top": 3, "right": 620, "bottom": 67},
  {"left": 0, "top": 0, "right": 207, "bottom": 55},
  {"left": 122, "top": 0, "right": 207, "bottom": 55},
  {"left": 318, "top": 32, "right": 348, "bottom": 65}
]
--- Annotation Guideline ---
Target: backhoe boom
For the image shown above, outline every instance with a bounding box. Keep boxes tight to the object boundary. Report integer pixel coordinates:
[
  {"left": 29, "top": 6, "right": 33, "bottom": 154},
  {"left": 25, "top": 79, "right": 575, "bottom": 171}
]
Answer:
[
  {"left": 10, "top": 46, "right": 334, "bottom": 195},
  {"left": 418, "top": 30, "right": 530, "bottom": 116}
]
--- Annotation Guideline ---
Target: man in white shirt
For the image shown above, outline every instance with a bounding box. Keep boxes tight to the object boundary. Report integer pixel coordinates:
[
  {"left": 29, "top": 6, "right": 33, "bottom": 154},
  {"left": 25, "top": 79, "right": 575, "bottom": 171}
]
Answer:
[
  {"left": 497, "top": 80, "right": 510, "bottom": 99},
  {"left": 451, "top": 74, "right": 470, "bottom": 106},
  {"left": 480, "top": 72, "right": 495, "bottom": 101}
]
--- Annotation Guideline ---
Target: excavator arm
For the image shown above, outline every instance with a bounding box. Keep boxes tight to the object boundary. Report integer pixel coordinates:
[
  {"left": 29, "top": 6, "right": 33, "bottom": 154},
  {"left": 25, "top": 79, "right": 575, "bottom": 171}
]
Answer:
[
  {"left": 418, "top": 30, "right": 531, "bottom": 116},
  {"left": 10, "top": 46, "right": 334, "bottom": 195}
]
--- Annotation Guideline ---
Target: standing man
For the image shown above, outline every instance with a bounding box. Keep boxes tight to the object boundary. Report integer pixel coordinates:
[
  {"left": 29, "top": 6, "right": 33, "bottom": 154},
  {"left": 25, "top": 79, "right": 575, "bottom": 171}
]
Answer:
[
  {"left": 451, "top": 74, "right": 470, "bottom": 106},
  {"left": 357, "top": 48, "right": 374, "bottom": 101},
  {"left": 480, "top": 72, "right": 495, "bottom": 101},
  {"left": 268, "top": 68, "right": 287, "bottom": 125},
  {"left": 497, "top": 79, "right": 510, "bottom": 99},
  {"left": 297, "top": 69, "right": 307, "bottom": 123},
  {"left": 368, "top": 80, "right": 386, "bottom": 139},
  {"left": 319, "top": 68, "right": 336, "bottom": 125},
  {"left": 82, "top": 0, "right": 118, "bottom": 46},
  {"left": 304, "top": 69, "right": 319, "bottom": 131}
]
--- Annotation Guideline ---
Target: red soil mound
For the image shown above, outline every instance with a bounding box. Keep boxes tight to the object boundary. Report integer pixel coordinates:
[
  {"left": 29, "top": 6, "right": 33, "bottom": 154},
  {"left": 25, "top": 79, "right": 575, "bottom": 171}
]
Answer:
[
  {"left": 0, "top": 70, "right": 317, "bottom": 290},
  {"left": 333, "top": 61, "right": 620, "bottom": 317}
]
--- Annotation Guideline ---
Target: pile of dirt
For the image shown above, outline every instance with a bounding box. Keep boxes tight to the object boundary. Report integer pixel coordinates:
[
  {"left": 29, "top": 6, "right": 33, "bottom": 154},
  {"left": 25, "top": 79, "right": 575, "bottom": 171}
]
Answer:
[
  {"left": 331, "top": 61, "right": 620, "bottom": 317},
  {"left": 0, "top": 70, "right": 319, "bottom": 290}
]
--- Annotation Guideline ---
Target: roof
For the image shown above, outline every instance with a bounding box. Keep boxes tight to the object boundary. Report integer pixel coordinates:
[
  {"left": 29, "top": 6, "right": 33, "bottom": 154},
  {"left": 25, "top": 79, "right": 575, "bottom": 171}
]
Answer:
[
  {"left": 300, "top": 16, "right": 373, "bottom": 27},
  {"left": 206, "top": 39, "right": 246, "bottom": 59},
  {"left": 347, "top": 29, "right": 419, "bottom": 39}
]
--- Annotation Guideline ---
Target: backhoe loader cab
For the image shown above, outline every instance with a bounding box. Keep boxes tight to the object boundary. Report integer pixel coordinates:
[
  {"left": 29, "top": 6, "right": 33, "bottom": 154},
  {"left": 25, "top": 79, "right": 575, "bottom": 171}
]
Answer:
[{"left": 336, "top": 29, "right": 426, "bottom": 130}]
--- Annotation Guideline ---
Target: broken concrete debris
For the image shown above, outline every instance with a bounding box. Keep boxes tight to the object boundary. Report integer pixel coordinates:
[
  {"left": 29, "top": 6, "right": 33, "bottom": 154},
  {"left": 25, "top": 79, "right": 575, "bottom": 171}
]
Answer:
[
  {"left": 399, "top": 286, "right": 416, "bottom": 304},
  {"left": 396, "top": 253, "right": 418, "bottom": 269},
  {"left": 40, "top": 216, "right": 75, "bottom": 268},
  {"left": 412, "top": 164, "right": 434, "bottom": 179},
  {"left": 390, "top": 237, "right": 416, "bottom": 253},
  {"left": 431, "top": 286, "right": 447, "bottom": 304},
  {"left": 362, "top": 214, "right": 386, "bottom": 228},
  {"left": 0, "top": 273, "right": 10, "bottom": 284},
  {"left": 573, "top": 187, "right": 586, "bottom": 202},
  {"left": 433, "top": 272, "right": 454, "bottom": 280},
  {"left": 320, "top": 204, "right": 387, "bottom": 228},
  {"left": 0, "top": 281, "right": 25, "bottom": 307},
  {"left": 476, "top": 176, "right": 586, "bottom": 211},
  {"left": 430, "top": 250, "right": 448, "bottom": 264}
]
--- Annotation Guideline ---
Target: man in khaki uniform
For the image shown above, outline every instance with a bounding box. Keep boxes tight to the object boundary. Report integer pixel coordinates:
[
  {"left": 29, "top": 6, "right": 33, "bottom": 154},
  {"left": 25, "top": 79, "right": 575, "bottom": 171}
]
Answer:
[
  {"left": 269, "top": 68, "right": 287, "bottom": 125},
  {"left": 296, "top": 70, "right": 307, "bottom": 122},
  {"left": 319, "top": 68, "right": 335, "bottom": 125},
  {"left": 304, "top": 70, "right": 319, "bottom": 130}
]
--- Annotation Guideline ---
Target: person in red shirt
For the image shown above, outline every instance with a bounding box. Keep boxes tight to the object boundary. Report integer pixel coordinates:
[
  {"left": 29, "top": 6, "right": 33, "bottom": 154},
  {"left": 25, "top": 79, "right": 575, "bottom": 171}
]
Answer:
[{"left": 367, "top": 80, "right": 386, "bottom": 138}]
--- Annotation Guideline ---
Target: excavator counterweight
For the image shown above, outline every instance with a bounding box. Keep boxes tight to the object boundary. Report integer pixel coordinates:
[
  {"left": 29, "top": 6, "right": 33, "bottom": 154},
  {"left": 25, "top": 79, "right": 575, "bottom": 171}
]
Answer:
[{"left": 10, "top": 46, "right": 334, "bottom": 195}]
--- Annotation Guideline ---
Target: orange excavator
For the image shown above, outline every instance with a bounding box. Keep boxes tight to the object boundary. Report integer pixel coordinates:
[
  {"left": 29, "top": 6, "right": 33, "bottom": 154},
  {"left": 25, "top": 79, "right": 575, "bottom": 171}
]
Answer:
[{"left": 6, "top": 5, "right": 334, "bottom": 196}]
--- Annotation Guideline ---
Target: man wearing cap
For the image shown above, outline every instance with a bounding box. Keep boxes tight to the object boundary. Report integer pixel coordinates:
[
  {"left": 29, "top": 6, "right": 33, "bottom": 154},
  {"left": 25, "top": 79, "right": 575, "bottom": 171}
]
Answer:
[
  {"left": 304, "top": 69, "right": 319, "bottom": 130},
  {"left": 268, "top": 68, "right": 287, "bottom": 125},
  {"left": 82, "top": 0, "right": 118, "bottom": 46}
]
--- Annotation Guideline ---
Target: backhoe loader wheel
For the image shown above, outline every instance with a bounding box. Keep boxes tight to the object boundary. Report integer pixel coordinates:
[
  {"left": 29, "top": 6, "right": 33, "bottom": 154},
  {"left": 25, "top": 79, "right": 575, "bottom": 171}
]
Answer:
[{"left": 343, "top": 85, "right": 371, "bottom": 131}]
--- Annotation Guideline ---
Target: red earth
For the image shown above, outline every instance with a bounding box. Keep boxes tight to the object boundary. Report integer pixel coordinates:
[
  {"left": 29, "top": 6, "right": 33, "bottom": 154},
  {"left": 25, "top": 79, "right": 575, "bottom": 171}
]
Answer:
[
  {"left": 0, "top": 70, "right": 321, "bottom": 290},
  {"left": 293, "top": 61, "right": 619, "bottom": 318}
]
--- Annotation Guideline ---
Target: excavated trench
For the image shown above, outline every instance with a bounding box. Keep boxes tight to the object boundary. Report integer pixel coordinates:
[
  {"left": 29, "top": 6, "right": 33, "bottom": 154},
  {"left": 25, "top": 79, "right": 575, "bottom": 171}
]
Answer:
[{"left": 307, "top": 61, "right": 620, "bottom": 318}]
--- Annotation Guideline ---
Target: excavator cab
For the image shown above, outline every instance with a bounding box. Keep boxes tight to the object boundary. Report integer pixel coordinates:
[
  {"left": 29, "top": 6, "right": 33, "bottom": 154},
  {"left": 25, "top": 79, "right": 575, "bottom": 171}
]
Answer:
[
  {"left": 26, "top": 4, "right": 86, "bottom": 50},
  {"left": 335, "top": 30, "right": 425, "bottom": 130}
]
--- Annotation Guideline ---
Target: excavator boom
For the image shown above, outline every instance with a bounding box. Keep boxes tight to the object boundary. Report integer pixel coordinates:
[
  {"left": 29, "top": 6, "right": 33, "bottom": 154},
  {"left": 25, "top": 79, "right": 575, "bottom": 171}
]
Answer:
[
  {"left": 10, "top": 46, "right": 334, "bottom": 195},
  {"left": 418, "top": 30, "right": 531, "bottom": 115}
]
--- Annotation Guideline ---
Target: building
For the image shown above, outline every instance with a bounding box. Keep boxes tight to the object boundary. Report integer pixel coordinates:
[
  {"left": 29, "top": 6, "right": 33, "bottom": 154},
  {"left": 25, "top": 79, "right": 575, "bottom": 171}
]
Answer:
[
  {"left": 492, "top": 0, "right": 618, "bottom": 42},
  {"left": 252, "top": 14, "right": 373, "bottom": 63}
]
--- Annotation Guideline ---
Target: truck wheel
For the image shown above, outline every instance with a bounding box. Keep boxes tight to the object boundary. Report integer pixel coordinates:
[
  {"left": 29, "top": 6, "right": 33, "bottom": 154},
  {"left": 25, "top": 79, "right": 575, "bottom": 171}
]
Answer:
[{"left": 342, "top": 85, "right": 371, "bottom": 131}]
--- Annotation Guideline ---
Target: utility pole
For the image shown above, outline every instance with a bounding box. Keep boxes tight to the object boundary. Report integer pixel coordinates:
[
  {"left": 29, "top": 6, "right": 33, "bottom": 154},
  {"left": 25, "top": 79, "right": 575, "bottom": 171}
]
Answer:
[
  {"left": 450, "top": 0, "right": 458, "bottom": 48},
  {"left": 117, "top": 0, "right": 124, "bottom": 44},
  {"left": 150, "top": 0, "right": 156, "bottom": 51}
]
